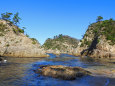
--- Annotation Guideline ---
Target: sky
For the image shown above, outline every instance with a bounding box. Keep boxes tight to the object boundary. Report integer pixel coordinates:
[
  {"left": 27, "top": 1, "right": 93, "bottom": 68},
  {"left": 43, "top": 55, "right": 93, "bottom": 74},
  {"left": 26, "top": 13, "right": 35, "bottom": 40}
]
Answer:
[{"left": 0, "top": 0, "right": 115, "bottom": 44}]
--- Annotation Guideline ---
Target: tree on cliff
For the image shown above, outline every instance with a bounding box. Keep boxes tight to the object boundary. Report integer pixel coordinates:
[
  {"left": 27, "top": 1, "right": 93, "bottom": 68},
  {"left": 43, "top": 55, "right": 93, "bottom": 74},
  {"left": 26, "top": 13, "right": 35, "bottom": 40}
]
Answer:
[
  {"left": 13, "top": 12, "right": 21, "bottom": 26},
  {"left": 96, "top": 16, "right": 103, "bottom": 22},
  {"left": 1, "top": 12, "right": 13, "bottom": 21}
]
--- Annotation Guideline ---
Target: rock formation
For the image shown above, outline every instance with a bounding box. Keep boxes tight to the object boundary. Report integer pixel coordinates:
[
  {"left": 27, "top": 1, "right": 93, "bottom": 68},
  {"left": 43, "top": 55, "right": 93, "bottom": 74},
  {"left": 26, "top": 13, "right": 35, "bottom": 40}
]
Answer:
[
  {"left": 0, "top": 19, "right": 48, "bottom": 57},
  {"left": 74, "top": 19, "right": 115, "bottom": 58},
  {"left": 43, "top": 34, "right": 79, "bottom": 55},
  {"left": 35, "top": 65, "right": 91, "bottom": 80}
]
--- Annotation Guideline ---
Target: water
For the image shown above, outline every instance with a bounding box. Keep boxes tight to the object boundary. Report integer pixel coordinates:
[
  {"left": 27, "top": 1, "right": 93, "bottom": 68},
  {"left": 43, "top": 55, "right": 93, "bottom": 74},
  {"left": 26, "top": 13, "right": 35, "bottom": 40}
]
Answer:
[{"left": 0, "top": 54, "right": 115, "bottom": 86}]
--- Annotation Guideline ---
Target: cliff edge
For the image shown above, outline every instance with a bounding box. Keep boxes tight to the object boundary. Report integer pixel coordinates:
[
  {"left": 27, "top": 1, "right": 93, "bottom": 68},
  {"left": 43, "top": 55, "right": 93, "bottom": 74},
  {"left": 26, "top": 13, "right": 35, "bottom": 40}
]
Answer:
[
  {"left": 74, "top": 18, "right": 115, "bottom": 58},
  {"left": 0, "top": 20, "right": 48, "bottom": 57}
]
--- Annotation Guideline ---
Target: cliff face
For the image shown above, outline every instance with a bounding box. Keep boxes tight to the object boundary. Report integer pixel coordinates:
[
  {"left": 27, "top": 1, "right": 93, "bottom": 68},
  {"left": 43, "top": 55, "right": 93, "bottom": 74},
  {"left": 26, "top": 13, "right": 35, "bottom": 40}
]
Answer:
[
  {"left": 0, "top": 20, "right": 48, "bottom": 57},
  {"left": 42, "top": 34, "right": 79, "bottom": 55},
  {"left": 74, "top": 19, "right": 115, "bottom": 58}
]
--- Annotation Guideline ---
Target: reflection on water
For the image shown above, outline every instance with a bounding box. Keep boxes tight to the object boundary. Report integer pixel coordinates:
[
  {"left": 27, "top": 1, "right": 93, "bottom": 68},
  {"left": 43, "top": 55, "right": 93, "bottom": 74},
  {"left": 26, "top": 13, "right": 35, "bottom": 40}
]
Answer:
[{"left": 0, "top": 54, "right": 115, "bottom": 86}]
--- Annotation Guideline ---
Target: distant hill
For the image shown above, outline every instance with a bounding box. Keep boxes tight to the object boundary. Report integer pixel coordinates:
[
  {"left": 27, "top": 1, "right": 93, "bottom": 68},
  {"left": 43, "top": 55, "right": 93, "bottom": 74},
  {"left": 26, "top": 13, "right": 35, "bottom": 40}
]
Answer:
[{"left": 43, "top": 34, "right": 79, "bottom": 55}]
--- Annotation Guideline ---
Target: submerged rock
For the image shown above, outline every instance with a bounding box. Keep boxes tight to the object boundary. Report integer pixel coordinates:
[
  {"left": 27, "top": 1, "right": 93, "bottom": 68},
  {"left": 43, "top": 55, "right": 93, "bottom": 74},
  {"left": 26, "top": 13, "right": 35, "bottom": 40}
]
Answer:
[{"left": 35, "top": 65, "right": 91, "bottom": 80}]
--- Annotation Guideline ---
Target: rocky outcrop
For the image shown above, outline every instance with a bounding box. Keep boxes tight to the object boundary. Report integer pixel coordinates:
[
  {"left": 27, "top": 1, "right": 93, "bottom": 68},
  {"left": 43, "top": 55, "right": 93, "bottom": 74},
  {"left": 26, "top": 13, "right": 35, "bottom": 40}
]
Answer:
[
  {"left": 43, "top": 34, "right": 79, "bottom": 55},
  {"left": 35, "top": 65, "right": 91, "bottom": 80},
  {"left": 74, "top": 19, "right": 115, "bottom": 58},
  {"left": 0, "top": 19, "right": 48, "bottom": 57}
]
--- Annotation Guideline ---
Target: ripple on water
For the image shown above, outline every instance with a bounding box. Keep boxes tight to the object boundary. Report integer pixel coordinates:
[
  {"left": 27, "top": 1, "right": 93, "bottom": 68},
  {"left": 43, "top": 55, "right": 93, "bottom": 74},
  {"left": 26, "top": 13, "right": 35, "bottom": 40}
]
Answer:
[{"left": 0, "top": 54, "right": 115, "bottom": 86}]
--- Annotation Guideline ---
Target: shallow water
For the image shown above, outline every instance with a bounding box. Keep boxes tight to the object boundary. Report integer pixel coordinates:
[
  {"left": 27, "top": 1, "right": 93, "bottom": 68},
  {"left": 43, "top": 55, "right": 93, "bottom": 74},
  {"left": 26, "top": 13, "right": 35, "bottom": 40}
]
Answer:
[{"left": 0, "top": 54, "right": 115, "bottom": 86}]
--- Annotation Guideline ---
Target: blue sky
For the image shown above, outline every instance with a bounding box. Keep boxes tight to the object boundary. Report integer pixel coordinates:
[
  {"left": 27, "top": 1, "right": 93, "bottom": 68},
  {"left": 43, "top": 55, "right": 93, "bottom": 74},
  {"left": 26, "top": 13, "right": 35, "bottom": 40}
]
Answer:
[{"left": 0, "top": 0, "right": 115, "bottom": 44}]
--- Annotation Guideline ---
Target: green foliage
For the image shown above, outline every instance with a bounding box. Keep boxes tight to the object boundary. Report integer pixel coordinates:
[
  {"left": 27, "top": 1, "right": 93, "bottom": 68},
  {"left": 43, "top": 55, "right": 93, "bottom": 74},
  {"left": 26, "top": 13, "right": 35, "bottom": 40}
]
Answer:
[
  {"left": 97, "top": 39, "right": 100, "bottom": 43},
  {"left": 80, "top": 40, "right": 82, "bottom": 42},
  {"left": 22, "top": 27, "right": 26, "bottom": 30},
  {"left": 92, "top": 22, "right": 102, "bottom": 36},
  {"left": 43, "top": 38, "right": 53, "bottom": 49},
  {"left": 13, "top": 27, "right": 24, "bottom": 34},
  {"left": 93, "top": 28, "right": 98, "bottom": 34},
  {"left": 52, "top": 44, "right": 61, "bottom": 50},
  {"left": 13, "top": 12, "right": 21, "bottom": 25},
  {"left": 80, "top": 43, "right": 84, "bottom": 47},
  {"left": 6, "top": 44, "right": 10, "bottom": 47},
  {"left": 96, "top": 16, "right": 103, "bottom": 22},
  {"left": 1, "top": 12, "right": 13, "bottom": 21},
  {"left": 59, "top": 34, "right": 63, "bottom": 38},
  {"left": 81, "top": 17, "right": 115, "bottom": 48},
  {"left": 0, "top": 23, "right": 8, "bottom": 36},
  {"left": 85, "top": 41, "right": 91, "bottom": 47},
  {"left": 31, "top": 38, "right": 38, "bottom": 44},
  {"left": 13, "top": 28, "right": 18, "bottom": 34},
  {"left": 0, "top": 12, "right": 21, "bottom": 26},
  {"left": 82, "top": 38, "right": 91, "bottom": 47},
  {"left": 100, "top": 19, "right": 115, "bottom": 44},
  {"left": 0, "top": 23, "right": 7, "bottom": 32},
  {"left": 18, "top": 28, "right": 24, "bottom": 33},
  {"left": 43, "top": 34, "right": 79, "bottom": 50},
  {"left": 0, "top": 33, "right": 4, "bottom": 36},
  {"left": 90, "top": 18, "right": 115, "bottom": 45},
  {"left": 85, "top": 34, "right": 88, "bottom": 37},
  {"left": 26, "top": 34, "right": 29, "bottom": 37},
  {"left": 15, "top": 41, "right": 19, "bottom": 43},
  {"left": 0, "top": 12, "right": 26, "bottom": 34}
]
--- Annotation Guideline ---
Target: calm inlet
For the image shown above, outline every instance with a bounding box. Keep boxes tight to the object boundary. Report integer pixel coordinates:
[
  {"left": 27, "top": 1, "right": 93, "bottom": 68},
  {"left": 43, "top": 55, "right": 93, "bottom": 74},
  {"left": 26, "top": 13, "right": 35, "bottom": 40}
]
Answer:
[{"left": 0, "top": 54, "right": 115, "bottom": 86}]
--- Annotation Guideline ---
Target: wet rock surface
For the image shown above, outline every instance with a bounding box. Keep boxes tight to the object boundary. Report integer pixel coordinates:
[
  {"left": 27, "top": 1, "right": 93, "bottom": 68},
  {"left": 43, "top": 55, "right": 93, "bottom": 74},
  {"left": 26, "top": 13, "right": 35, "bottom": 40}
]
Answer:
[{"left": 35, "top": 65, "right": 91, "bottom": 80}]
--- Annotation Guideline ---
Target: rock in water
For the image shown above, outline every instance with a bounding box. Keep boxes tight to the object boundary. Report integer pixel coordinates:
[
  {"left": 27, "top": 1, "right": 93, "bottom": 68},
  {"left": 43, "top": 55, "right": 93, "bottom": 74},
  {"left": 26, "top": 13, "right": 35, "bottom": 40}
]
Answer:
[{"left": 35, "top": 65, "right": 91, "bottom": 80}]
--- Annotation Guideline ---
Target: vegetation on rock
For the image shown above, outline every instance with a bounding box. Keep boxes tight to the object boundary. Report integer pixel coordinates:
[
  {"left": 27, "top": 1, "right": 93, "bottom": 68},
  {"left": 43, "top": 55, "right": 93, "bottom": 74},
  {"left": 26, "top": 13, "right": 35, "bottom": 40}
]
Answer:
[
  {"left": 78, "top": 16, "right": 115, "bottom": 58},
  {"left": 0, "top": 12, "right": 25, "bottom": 34},
  {"left": 31, "top": 38, "right": 38, "bottom": 44},
  {"left": 0, "top": 23, "right": 8, "bottom": 35},
  {"left": 0, "top": 12, "right": 47, "bottom": 57},
  {"left": 81, "top": 16, "right": 115, "bottom": 48},
  {"left": 43, "top": 34, "right": 79, "bottom": 51},
  {"left": 91, "top": 18, "right": 115, "bottom": 45}
]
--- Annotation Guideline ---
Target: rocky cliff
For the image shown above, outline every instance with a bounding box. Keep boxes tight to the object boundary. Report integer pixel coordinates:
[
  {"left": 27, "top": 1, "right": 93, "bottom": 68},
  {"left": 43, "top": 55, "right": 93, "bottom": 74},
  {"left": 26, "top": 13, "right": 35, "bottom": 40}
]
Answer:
[
  {"left": 0, "top": 19, "right": 48, "bottom": 57},
  {"left": 74, "top": 19, "right": 115, "bottom": 58},
  {"left": 42, "top": 34, "right": 79, "bottom": 55}
]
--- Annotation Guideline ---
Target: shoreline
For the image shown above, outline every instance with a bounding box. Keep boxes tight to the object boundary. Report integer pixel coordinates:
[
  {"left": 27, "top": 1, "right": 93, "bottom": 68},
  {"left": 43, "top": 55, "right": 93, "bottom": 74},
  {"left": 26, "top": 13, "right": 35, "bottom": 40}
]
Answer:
[
  {"left": 1, "top": 53, "right": 115, "bottom": 78},
  {"left": 86, "top": 68, "right": 115, "bottom": 78},
  {"left": 0, "top": 56, "right": 49, "bottom": 58}
]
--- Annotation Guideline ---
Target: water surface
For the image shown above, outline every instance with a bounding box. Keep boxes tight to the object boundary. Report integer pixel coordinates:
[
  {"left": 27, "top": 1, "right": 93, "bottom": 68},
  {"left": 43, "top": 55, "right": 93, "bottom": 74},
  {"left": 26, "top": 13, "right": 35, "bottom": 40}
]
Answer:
[{"left": 0, "top": 54, "right": 115, "bottom": 86}]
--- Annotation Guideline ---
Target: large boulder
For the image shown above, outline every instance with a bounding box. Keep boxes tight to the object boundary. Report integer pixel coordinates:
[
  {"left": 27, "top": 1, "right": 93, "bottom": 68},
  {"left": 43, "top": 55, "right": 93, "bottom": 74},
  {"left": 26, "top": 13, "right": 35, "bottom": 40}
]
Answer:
[{"left": 35, "top": 65, "right": 91, "bottom": 80}]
